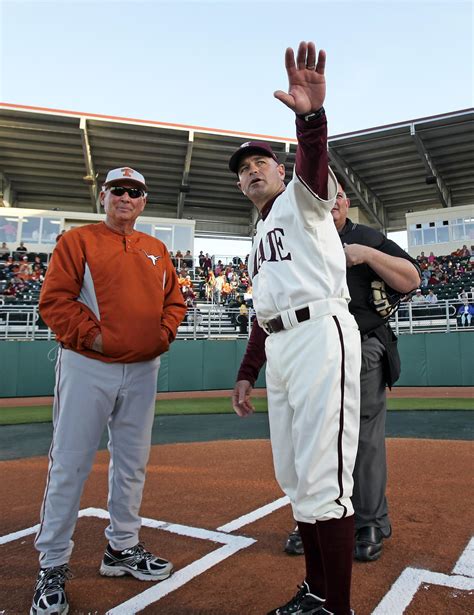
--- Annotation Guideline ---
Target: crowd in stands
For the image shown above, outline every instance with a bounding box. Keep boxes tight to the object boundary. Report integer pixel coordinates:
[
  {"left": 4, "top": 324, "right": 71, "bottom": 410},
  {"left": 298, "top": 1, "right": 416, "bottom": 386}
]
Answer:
[
  {"left": 2, "top": 241, "right": 473, "bottom": 328},
  {"left": 400, "top": 245, "right": 474, "bottom": 326},
  {"left": 0, "top": 243, "right": 48, "bottom": 304},
  {"left": 176, "top": 251, "right": 253, "bottom": 310}
]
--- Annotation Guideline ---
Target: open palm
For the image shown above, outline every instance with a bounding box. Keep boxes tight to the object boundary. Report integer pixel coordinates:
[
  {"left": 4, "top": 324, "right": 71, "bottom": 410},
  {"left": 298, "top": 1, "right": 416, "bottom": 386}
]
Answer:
[{"left": 274, "top": 41, "right": 326, "bottom": 115}]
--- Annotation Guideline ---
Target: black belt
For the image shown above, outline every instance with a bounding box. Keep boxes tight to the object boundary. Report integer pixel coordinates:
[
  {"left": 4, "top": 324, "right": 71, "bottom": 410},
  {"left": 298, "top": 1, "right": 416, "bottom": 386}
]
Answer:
[{"left": 266, "top": 306, "right": 311, "bottom": 334}]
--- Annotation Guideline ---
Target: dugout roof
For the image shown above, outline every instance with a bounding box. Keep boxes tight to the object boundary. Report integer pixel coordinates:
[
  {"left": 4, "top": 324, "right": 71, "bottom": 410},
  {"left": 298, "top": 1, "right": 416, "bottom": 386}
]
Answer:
[{"left": 0, "top": 103, "right": 473, "bottom": 236}]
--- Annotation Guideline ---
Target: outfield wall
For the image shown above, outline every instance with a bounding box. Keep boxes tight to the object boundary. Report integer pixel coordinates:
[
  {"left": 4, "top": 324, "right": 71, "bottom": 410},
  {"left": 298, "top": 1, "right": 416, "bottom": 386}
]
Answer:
[{"left": 0, "top": 333, "right": 473, "bottom": 398}]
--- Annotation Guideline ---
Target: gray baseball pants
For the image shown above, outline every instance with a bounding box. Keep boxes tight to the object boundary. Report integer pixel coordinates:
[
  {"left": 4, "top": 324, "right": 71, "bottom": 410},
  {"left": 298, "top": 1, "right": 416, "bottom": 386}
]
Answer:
[
  {"left": 352, "top": 336, "right": 391, "bottom": 535},
  {"left": 35, "top": 347, "right": 160, "bottom": 568}
]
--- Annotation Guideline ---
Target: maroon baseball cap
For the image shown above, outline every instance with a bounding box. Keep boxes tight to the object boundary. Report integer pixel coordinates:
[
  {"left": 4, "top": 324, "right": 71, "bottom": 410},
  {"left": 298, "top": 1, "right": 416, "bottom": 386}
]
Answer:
[{"left": 228, "top": 141, "right": 279, "bottom": 174}]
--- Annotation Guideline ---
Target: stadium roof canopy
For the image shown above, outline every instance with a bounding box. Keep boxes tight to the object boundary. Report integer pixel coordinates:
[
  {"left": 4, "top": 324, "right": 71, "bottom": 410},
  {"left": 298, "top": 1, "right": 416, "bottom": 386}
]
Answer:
[{"left": 0, "top": 103, "right": 473, "bottom": 237}]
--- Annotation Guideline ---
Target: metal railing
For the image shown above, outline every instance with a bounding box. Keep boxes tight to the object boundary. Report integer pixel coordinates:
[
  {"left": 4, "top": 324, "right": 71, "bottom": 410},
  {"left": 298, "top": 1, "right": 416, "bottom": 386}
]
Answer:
[
  {"left": 0, "top": 300, "right": 471, "bottom": 342},
  {"left": 390, "top": 300, "right": 461, "bottom": 334}
]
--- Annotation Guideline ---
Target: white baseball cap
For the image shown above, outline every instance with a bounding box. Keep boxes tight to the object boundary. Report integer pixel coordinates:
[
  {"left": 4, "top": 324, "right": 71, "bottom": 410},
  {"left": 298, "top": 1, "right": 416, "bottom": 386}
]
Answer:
[{"left": 103, "top": 167, "right": 147, "bottom": 190}]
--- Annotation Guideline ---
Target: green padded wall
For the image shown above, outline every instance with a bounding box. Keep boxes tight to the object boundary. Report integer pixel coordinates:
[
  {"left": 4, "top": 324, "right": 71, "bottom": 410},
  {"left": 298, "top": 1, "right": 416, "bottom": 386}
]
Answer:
[
  {"left": 0, "top": 333, "right": 472, "bottom": 397},
  {"left": 0, "top": 341, "right": 57, "bottom": 397}
]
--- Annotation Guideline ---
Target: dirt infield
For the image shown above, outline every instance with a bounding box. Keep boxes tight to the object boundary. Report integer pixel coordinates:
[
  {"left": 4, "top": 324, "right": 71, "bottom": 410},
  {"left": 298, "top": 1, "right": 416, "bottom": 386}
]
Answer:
[
  {"left": 0, "top": 386, "right": 473, "bottom": 407},
  {"left": 1, "top": 438, "right": 473, "bottom": 614}
]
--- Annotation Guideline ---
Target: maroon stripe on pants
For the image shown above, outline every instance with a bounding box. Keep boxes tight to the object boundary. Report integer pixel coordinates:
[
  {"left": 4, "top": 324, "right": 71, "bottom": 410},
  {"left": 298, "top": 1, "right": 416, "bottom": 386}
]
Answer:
[{"left": 332, "top": 315, "right": 347, "bottom": 518}]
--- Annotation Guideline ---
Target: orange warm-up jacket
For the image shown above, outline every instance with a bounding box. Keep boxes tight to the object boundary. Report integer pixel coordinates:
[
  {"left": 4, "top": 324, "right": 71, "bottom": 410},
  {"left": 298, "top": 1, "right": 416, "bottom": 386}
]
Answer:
[{"left": 39, "top": 222, "right": 187, "bottom": 363}]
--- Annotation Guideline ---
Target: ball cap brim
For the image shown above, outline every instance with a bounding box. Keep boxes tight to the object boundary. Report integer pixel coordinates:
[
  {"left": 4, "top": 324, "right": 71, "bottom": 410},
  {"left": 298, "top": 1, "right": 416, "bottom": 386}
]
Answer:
[
  {"left": 228, "top": 141, "right": 279, "bottom": 174},
  {"left": 103, "top": 167, "right": 147, "bottom": 190}
]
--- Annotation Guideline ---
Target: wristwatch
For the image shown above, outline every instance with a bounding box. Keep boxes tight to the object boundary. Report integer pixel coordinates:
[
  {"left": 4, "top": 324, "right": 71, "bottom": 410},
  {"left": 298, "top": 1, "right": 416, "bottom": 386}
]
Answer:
[{"left": 297, "top": 107, "right": 325, "bottom": 122}]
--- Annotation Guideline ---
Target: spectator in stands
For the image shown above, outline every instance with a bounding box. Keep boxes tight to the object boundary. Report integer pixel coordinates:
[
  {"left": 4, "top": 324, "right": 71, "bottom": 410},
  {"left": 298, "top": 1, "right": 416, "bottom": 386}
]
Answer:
[
  {"left": 18, "top": 256, "right": 32, "bottom": 281},
  {"left": 428, "top": 271, "right": 441, "bottom": 285},
  {"left": 2, "top": 280, "right": 17, "bottom": 297},
  {"left": 205, "top": 270, "right": 215, "bottom": 302},
  {"left": 416, "top": 251, "right": 426, "bottom": 266},
  {"left": 239, "top": 270, "right": 250, "bottom": 292},
  {"left": 203, "top": 253, "right": 212, "bottom": 275},
  {"left": 411, "top": 288, "right": 425, "bottom": 303},
  {"left": 4, "top": 255, "right": 17, "bottom": 278},
  {"left": 457, "top": 300, "right": 474, "bottom": 326},
  {"left": 16, "top": 241, "right": 28, "bottom": 253},
  {"left": 175, "top": 250, "right": 184, "bottom": 268},
  {"left": 184, "top": 250, "right": 193, "bottom": 267},
  {"left": 214, "top": 271, "right": 225, "bottom": 304},
  {"left": 0, "top": 242, "right": 9, "bottom": 258},
  {"left": 237, "top": 299, "right": 249, "bottom": 334},
  {"left": 31, "top": 264, "right": 45, "bottom": 282},
  {"left": 222, "top": 279, "right": 233, "bottom": 304},
  {"left": 424, "top": 289, "right": 438, "bottom": 304},
  {"left": 420, "top": 269, "right": 430, "bottom": 288},
  {"left": 178, "top": 273, "right": 192, "bottom": 290},
  {"left": 427, "top": 251, "right": 436, "bottom": 264},
  {"left": 198, "top": 251, "right": 205, "bottom": 268},
  {"left": 214, "top": 259, "right": 224, "bottom": 275},
  {"left": 33, "top": 254, "right": 44, "bottom": 268},
  {"left": 178, "top": 264, "right": 190, "bottom": 278},
  {"left": 458, "top": 288, "right": 470, "bottom": 301}
]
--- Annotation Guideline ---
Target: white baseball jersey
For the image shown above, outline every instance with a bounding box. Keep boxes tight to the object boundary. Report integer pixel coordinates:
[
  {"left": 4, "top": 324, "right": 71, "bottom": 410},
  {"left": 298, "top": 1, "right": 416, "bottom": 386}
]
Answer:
[
  {"left": 245, "top": 153, "right": 360, "bottom": 523},
  {"left": 249, "top": 167, "right": 350, "bottom": 325}
]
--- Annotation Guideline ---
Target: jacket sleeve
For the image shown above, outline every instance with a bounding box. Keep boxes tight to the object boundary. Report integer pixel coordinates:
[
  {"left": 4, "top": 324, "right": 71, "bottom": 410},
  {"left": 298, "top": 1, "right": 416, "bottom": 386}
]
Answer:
[
  {"left": 287, "top": 112, "right": 338, "bottom": 225},
  {"left": 39, "top": 232, "right": 100, "bottom": 350},
  {"left": 295, "top": 112, "right": 329, "bottom": 199},
  {"left": 160, "top": 253, "right": 187, "bottom": 341},
  {"left": 236, "top": 319, "right": 268, "bottom": 386}
]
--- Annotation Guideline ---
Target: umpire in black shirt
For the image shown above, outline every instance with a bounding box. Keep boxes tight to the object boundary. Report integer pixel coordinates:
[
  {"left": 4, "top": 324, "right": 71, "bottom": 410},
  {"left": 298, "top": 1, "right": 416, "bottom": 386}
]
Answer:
[{"left": 332, "top": 172, "right": 421, "bottom": 561}]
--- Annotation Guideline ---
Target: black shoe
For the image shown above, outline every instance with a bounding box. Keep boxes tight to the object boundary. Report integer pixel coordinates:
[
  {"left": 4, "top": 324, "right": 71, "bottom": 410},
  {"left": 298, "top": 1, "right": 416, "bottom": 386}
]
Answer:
[
  {"left": 284, "top": 527, "right": 304, "bottom": 556},
  {"left": 354, "top": 526, "right": 386, "bottom": 562},
  {"left": 100, "top": 543, "right": 173, "bottom": 581},
  {"left": 267, "top": 581, "right": 325, "bottom": 614},
  {"left": 30, "top": 564, "right": 72, "bottom": 615},
  {"left": 318, "top": 610, "right": 356, "bottom": 615}
]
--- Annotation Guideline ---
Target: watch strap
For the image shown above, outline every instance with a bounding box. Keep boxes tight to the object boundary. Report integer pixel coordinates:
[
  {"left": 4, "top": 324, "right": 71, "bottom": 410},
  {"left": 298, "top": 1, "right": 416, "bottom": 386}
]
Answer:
[{"left": 297, "top": 106, "right": 325, "bottom": 122}]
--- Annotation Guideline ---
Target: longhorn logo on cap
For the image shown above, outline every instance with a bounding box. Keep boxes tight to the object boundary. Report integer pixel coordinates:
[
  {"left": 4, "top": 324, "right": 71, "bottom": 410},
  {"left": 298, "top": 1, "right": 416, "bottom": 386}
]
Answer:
[{"left": 121, "top": 167, "right": 134, "bottom": 177}]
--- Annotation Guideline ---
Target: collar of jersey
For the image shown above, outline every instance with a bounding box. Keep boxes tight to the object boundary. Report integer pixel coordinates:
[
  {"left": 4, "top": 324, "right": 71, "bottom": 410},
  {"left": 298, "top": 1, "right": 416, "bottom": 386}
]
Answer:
[{"left": 260, "top": 189, "right": 285, "bottom": 221}]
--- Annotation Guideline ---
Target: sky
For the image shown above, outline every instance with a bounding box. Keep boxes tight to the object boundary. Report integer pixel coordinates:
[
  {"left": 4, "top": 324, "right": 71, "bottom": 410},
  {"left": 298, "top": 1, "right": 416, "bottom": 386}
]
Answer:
[{"left": 1, "top": 0, "right": 473, "bottom": 256}]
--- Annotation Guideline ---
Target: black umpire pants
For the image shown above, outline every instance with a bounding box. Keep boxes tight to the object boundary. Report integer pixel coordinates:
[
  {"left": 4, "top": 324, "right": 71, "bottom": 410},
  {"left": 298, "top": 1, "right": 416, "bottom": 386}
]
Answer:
[{"left": 352, "top": 336, "right": 391, "bottom": 536}]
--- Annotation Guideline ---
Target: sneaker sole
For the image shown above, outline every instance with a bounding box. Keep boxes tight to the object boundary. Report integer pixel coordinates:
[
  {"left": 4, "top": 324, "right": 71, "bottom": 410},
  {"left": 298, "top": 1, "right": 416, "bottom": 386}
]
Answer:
[
  {"left": 30, "top": 605, "right": 69, "bottom": 615},
  {"left": 99, "top": 562, "right": 173, "bottom": 581}
]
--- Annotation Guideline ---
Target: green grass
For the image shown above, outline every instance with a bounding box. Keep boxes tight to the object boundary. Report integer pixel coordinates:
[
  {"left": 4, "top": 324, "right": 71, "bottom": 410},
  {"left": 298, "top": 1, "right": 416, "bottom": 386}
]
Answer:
[{"left": 0, "top": 396, "right": 472, "bottom": 426}]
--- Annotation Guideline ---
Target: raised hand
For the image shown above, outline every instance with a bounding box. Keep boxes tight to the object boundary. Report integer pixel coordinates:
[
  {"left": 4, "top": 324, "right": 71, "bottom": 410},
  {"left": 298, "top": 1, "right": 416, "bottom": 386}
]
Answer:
[{"left": 274, "top": 41, "right": 326, "bottom": 115}]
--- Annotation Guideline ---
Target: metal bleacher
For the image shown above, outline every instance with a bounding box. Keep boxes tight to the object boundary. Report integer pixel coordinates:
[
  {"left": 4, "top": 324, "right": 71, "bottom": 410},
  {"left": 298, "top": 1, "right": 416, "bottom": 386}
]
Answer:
[{"left": 1, "top": 259, "right": 473, "bottom": 341}]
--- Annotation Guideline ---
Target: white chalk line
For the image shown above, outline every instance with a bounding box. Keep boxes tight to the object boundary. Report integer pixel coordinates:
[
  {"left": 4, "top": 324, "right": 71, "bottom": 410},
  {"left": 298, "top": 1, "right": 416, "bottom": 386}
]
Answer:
[
  {"left": 453, "top": 535, "right": 474, "bottom": 577},
  {"left": 372, "top": 536, "right": 474, "bottom": 614},
  {"left": 0, "top": 498, "right": 287, "bottom": 613},
  {"left": 217, "top": 495, "right": 289, "bottom": 533},
  {"left": 106, "top": 542, "right": 253, "bottom": 615}
]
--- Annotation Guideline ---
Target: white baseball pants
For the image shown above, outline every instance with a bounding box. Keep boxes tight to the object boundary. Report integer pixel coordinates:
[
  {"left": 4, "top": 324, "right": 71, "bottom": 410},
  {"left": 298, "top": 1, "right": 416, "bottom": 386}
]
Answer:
[{"left": 265, "top": 307, "right": 361, "bottom": 523}]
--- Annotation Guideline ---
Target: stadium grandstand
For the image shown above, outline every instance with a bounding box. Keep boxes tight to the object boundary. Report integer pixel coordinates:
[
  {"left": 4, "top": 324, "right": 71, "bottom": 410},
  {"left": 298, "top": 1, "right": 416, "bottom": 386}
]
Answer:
[{"left": 0, "top": 103, "right": 473, "bottom": 340}]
